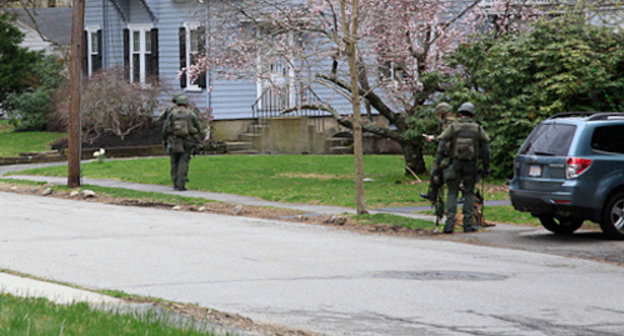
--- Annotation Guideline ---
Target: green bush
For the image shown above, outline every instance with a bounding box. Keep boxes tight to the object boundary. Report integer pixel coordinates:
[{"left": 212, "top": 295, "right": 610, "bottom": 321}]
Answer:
[
  {"left": 447, "top": 15, "right": 624, "bottom": 178},
  {"left": 6, "top": 55, "right": 67, "bottom": 131}
]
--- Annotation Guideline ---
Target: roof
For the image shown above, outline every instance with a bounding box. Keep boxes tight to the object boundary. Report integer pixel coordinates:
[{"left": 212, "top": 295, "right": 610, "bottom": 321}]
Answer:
[{"left": 8, "top": 7, "right": 72, "bottom": 46}]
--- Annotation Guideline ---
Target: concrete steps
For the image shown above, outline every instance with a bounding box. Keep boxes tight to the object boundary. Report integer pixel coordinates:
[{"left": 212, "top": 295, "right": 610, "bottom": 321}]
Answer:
[
  {"left": 326, "top": 136, "right": 353, "bottom": 154},
  {"left": 224, "top": 141, "right": 254, "bottom": 153}
]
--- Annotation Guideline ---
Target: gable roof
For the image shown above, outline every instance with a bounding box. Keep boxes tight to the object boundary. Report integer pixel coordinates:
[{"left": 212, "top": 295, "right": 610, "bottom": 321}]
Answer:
[{"left": 9, "top": 7, "right": 72, "bottom": 46}]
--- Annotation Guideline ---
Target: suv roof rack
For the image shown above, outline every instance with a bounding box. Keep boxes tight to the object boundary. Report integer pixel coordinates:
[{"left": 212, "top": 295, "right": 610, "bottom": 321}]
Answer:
[
  {"left": 548, "top": 112, "right": 595, "bottom": 119},
  {"left": 548, "top": 112, "right": 624, "bottom": 120},
  {"left": 586, "top": 113, "right": 624, "bottom": 121}
]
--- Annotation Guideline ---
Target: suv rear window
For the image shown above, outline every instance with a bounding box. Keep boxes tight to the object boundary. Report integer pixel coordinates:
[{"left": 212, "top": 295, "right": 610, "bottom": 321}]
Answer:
[
  {"left": 591, "top": 125, "right": 624, "bottom": 154},
  {"left": 519, "top": 123, "right": 576, "bottom": 156}
]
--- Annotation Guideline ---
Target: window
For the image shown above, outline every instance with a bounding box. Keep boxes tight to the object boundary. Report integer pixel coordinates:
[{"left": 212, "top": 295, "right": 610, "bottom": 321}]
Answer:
[
  {"left": 519, "top": 124, "right": 577, "bottom": 156},
  {"left": 179, "top": 23, "right": 206, "bottom": 90},
  {"left": 84, "top": 26, "right": 101, "bottom": 76},
  {"left": 592, "top": 125, "right": 624, "bottom": 154},
  {"left": 124, "top": 25, "right": 158, "bottom": 84}
]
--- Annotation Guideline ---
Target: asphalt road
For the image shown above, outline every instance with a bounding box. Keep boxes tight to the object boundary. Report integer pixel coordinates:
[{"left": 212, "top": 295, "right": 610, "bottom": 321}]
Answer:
[{"left": 2, "top": 191, "right": 624, "bottom": 335}]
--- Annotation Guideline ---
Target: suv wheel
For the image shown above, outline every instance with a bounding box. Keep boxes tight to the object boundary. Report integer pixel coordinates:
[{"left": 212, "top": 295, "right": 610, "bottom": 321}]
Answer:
[
  {"left": 538, "top": 216, "right": 583, "bottom": 235},
  {"left": 600, "top": 191, "right": 624, "bottom": 239}
]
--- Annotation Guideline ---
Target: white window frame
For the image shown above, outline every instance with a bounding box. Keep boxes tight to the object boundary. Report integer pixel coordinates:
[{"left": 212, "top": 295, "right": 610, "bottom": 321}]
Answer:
[
  {"left": 184, "top": 21, "right": 202, "bottom": 92},
  {"left": 127, "top": 23, "right": 153, "bottom": 84},
  {"left": 85, "top": 25, "right": 100, "bottom": 76}
]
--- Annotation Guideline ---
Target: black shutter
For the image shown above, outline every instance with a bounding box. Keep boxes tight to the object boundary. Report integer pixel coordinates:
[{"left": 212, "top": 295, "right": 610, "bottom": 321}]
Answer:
[
  {"left": 83, "top": 31, "right": 88, "bottom": 76},
  {"left": 123, "top": 28, "right": 130, "bottom": 81},
  {"left": 197, "top": 26, "right": 206, "bottom": 89},
  {"left": 179, "top": 27, "right": 186, "bottom": 88},
  {"left": 94, "top": 29, "right": 102, "bottom": 72},
  {"left": 149, "top": 28, "right": 159, "bottom": 79}
]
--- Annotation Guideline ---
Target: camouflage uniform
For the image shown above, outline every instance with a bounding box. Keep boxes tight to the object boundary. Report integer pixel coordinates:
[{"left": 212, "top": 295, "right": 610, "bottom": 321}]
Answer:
[
  {"left": 162, "top": 95, "right": 204, "bottom": 191},
  {"left": 421, "top": 102, "right": 456, "bottom": 201},
  {"left": 156, "top": 94, "right": 182, "bottom": 128},
  {"left": 436, "top": 102, "right": 490, "bottom": 233}
]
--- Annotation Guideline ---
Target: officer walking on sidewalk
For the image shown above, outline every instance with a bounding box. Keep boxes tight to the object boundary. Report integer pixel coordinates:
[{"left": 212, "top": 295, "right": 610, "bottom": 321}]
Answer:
[
  {"left": 435, "top": 102, "right": 490, "bottom": 233},
  {"left": 162, "top": 95, "right": 204, "bottom": 191}
]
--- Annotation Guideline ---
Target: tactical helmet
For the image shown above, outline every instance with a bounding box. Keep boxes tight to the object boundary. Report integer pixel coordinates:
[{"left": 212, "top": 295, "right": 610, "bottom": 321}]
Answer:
[
  {"left": 176, "top": 95, "right": 189, "bottom": 106},
  {"left": 172, "top": 93, "right": 182, "bottom": 103},
  {"left": 434, "top": 102, "right": 452, "bottom": 115},
  {"left": 458, "top": 102, "right": 475, "bottom": 116}
]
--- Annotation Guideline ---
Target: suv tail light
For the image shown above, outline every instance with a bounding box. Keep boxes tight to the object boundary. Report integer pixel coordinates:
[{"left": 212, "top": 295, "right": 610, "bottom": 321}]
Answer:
[{"left": 566, "top": 157, "right": 592, "bottom": 179}]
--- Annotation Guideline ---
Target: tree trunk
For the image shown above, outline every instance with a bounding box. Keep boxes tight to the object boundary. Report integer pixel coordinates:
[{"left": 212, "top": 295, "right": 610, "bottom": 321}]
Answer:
[
  {"left": 341, "top": 0, "right": 367, "bottom": 215},
  {"left": 402, "top": 142, "right": 427, "bottom": 175}
]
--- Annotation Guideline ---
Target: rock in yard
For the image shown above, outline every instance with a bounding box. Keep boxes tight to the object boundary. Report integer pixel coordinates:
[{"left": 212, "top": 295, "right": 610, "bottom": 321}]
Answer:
[
  {"left": 173, "top": 205, "right": 182, "bottom": 211},
  {"left": 197, "top": 206, "right": 206, "bottom": 212},
  {"left": 41, "top": 187, "right": 53, "bottom": 196},
  {"left": 81, "top": 190, "right": 96, "bottom": 198},
  {"left": 335, "top": 216, "right": 347, "bottom": 225},
  {"left": 10, "top": 186, "right": 18, "bottom": 191},
  {"left": 69, "top": 190, "right": 80, "bottom": 197},
  {"left": 232, "top": 205, "right": 243, "bottom": 216}
]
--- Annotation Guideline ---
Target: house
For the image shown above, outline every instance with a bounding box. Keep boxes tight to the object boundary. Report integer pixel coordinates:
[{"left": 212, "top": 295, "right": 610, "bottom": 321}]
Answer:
[
  {"left": 8, "top": 7, "right": 72, "bottom": 56},
  {"left": 83, "top": 0, "right": 359, "bottom": 154},
  {"left": 85, "top": 0, "right": 616, "bottom": 154}
]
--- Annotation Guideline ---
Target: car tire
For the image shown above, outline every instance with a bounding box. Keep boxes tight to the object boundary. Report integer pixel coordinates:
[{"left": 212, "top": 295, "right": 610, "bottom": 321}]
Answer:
[
  {"left": 600, "top": 191, "right": 624, "bottom": 239},
  {"left": 538, "top": 216, "right": 583, "bottom": 235}
]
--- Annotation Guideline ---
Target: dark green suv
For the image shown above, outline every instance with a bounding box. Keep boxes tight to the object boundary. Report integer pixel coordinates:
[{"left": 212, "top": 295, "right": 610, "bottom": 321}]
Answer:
[{"left": 510, "top": 113, "right": 624, "bottom": 238}]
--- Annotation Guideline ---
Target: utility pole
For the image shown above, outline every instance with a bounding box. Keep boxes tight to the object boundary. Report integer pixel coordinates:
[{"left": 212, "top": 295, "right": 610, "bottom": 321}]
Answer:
[
  {"left": 340, "top": 0, "right": 367, "bottom": 214},
  {"left": 68, "top": 0, "right": 85, "bottom": 188}
]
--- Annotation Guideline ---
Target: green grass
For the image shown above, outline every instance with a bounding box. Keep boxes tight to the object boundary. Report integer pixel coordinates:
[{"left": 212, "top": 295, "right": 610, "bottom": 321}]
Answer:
[
  {"left": 483, "top": 205, "right": 540, "bottom": 226},
  {"left": 0, "top": 127, "right": 65, "bottom": 156},
  {"left": 11, "top": 155, "right": 510, "bottom": 208},
  {"left": 53, "top": 184, "right": 216, "bottom": 206},
  {"left": 0, "top": 294, "right": 215, "bottom": 335},
  {"left": 0, "top": 120, "right": 12, "bottom": 133},
  {"left": 419, "top": 205, "right": 540, "bottom": 226}
]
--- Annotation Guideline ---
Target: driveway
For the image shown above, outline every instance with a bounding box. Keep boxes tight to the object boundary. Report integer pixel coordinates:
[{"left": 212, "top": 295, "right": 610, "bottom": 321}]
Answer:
[
  {"left": 438, "top": 222, "right": 624, "bottom": 266},
  {"left": 1, "top": 191, "right": 623, "bottom": 335}
]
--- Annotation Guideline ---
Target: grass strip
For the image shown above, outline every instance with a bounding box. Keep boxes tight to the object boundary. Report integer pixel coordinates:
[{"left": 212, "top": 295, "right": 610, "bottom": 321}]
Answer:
[
  {"left": 11, "top": 155, "right": 510, "bottom": 208},
  {"left": 418, "top": 205, "right": 540, "bottom": 226},
  {"left": 0, "top": 294, "right": 215, "bottom": 335}
]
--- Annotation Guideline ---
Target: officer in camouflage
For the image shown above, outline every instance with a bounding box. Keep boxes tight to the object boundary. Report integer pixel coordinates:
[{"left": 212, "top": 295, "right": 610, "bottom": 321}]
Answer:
[
  {"left": 162, "top": 95, "right": 205, "bottom": 191},
  {"left": 436, "top": 102, "right": 490, "bottom": 233},
  {"left": 421, "top": 102, "right": 455, "bottom": 201},
  {"left": 156, "top": 94, "right": 181, "bottom": 128}
]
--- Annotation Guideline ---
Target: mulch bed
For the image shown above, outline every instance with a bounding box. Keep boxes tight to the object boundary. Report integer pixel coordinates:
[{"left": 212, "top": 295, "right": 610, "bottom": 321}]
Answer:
[{"left": 50, "top": 127, "right": 162, "bottom": 151}]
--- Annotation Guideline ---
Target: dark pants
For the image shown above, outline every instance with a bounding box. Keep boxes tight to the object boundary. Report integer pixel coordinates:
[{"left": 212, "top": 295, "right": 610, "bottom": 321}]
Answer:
[
  {"left": 444, "top": 159, "right": 478, "bottom": 231},
  {"left": 167, "top": 136, "right": 194, "bottom": 190},
  {"left": 169, "top": 150, "right": 191, "bottom": 189}
]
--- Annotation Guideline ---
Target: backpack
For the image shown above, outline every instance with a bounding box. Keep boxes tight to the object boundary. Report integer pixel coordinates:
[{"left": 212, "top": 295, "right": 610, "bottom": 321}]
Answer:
[
  {"left": 168, "top": 107, "right": 191, "bottom": 137},
  {"left": 451, "top": 122, "right": 480, "bottom": 161}
]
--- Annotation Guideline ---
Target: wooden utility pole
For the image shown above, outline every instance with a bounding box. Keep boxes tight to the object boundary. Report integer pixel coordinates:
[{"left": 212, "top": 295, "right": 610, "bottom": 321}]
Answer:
[
  {"left": 67, "top": 0, "right": 85, "bottom": 188},
  {"left": 340, "top": 0, "right": 367, "bottom": 214}
]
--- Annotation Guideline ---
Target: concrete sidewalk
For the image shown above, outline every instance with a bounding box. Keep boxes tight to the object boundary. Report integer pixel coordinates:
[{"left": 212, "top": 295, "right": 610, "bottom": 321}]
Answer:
[{"left": 0, "top": 272, "right": 123, "bottom": 305}]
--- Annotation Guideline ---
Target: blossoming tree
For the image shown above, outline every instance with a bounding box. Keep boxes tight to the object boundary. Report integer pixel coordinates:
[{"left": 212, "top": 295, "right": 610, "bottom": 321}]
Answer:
[{"left": 188, "top": 0, "right": 540, "bottom": 174}]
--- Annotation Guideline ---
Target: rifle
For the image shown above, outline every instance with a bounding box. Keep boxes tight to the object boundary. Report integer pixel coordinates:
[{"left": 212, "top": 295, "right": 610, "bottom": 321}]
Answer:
[{"left": 475, "top": 170, "right": 486, "bottom": 228}]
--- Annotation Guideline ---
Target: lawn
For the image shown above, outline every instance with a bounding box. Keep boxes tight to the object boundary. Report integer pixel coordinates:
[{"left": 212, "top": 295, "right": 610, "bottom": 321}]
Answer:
[
  {"left": 13, "top": 154, "right": 510, "bottom": 208},
  {"left": 0, "top": 294, "right": 215, "bottom": 335},
  {"left": 0, "top": 121, "right": 65, "bottom": 157}
]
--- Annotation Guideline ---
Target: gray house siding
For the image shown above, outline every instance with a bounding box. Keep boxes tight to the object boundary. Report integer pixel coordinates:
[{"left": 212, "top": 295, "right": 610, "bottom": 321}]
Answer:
[{"left": 84, "top": 0, "right": 354, "bottom": 121}]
